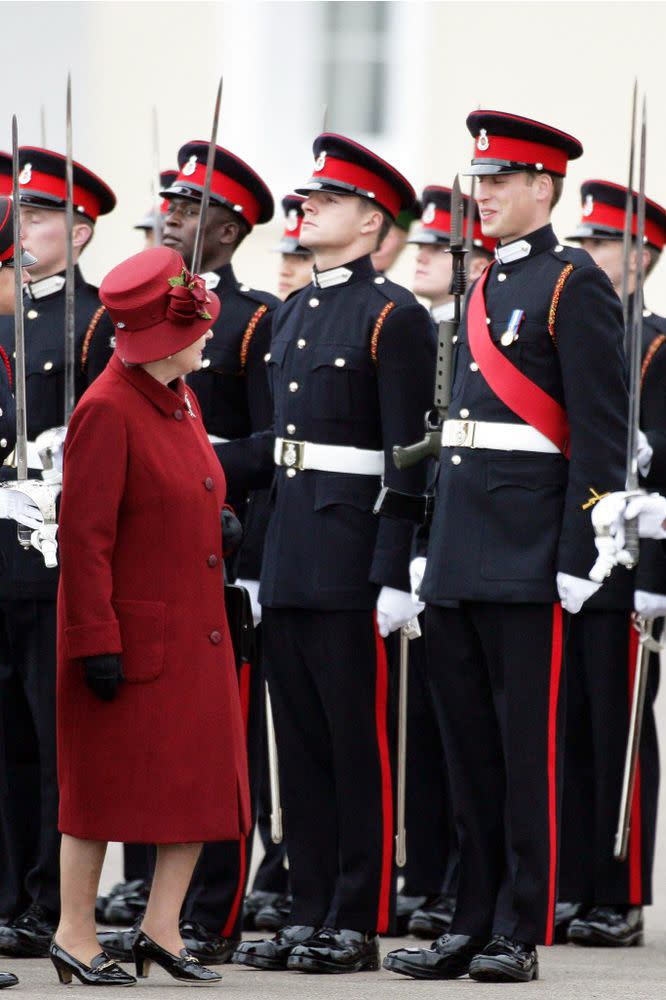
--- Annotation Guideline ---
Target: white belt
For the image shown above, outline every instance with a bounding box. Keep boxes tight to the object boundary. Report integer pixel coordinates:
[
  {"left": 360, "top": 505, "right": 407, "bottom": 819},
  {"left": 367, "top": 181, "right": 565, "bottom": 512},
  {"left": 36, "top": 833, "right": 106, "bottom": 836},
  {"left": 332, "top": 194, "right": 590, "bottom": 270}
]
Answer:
[
  {"left": 442, "top": 419, "right": 560, "bottom": 454},
  {"left": 274, "top": 437, "right": 384, "bottom": 475}
]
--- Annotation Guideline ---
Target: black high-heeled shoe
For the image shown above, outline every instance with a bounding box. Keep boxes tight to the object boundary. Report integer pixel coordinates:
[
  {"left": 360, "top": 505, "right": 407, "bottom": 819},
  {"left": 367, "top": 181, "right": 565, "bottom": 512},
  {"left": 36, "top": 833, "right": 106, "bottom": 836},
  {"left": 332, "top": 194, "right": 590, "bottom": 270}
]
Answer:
[
  {"left": 49, "top": 940, "right": 136, "bottom": 986},
  {"left": 132, "top": 930, "right": 221, "bottom": 983}
]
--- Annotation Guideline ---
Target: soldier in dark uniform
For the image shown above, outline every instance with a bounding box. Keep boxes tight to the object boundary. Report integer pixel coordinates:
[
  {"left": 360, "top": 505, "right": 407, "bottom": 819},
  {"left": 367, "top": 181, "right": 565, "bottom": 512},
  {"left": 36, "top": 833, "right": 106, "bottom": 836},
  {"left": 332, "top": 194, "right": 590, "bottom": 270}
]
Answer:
[
  {"left": 385, "top": 110, "right": 628, "bottom": 983},
  {"left": 133, "top": 168, "right": 177, "bottom": 250},
  {"left": 0, "top": 149, "right": 116, "bottom": 959},
  {"left": 553, "top": 181, "right": 666, "bottom": 946},
  {"left": 228, "top": 133, "right": 435, "bottom": 974}
]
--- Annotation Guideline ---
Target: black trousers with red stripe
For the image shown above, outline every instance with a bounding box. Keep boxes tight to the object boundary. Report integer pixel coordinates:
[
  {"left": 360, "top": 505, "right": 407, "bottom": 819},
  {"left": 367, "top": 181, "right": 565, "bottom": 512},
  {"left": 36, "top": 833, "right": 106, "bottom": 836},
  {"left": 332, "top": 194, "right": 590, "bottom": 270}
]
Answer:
[
  {"left": 262, "top": 607, "right": 395, "bottom": 933},
  {"left": 425, "top": 602, "right": 566, "bottom": 945},
  {"left": 560, "top": 609, "right": 660, "bottom": 906}
]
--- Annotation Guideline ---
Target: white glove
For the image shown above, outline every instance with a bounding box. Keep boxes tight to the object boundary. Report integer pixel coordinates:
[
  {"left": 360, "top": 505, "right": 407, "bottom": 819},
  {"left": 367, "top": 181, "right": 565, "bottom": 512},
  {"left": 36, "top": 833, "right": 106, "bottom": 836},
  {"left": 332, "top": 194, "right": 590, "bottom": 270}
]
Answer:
[
  {"left": 236, "top": 578, "right": 262, "bottom": 626},
  {"left": 409, "top": 556, "right": 427, "bottom": 602},
  {"left": 635, "top": 590, "right": 666, "bottom": 618},
  {"left": 0, "top": 486, "right": 44, "bottom": 529},
  {"left": 376, "top": 586, "right": 424, "bottom": 638},
  {"left": 637, "top": 429, "right": 653, "bottom": 478},
  {"left": 590, "top": 491, "right": 666, "bottom": 582},
  {"left": 35, "top": 425, "right": 67, "bottom": 484},
  {"left": 556, "top": 572, "right": 601, "bottom": 614}
]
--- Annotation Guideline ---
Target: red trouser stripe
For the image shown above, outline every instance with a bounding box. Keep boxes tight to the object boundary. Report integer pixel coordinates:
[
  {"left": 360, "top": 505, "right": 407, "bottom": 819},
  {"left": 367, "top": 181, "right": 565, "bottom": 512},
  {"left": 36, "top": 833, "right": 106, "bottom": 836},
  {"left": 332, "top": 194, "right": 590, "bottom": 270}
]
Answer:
[
  {"left": 221, "top": 659, "right": 252, "bottom": 937},
  {"left": 627, "top": 623, "right": 643, "bottom": 905},
  {"left": 373, "top": 618, "right": 393, "bottom": 934},
  {"left": 545, "top": 603, "right": 564, "bottom": 945}
]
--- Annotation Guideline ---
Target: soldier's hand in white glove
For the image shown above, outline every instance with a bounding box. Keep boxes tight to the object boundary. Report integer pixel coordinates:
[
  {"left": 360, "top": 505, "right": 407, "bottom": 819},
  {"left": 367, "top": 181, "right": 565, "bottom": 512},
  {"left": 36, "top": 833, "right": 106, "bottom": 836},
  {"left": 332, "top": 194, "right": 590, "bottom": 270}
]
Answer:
[
  {"left": 635, "top": 589, "right": 666, "bottom": 618},
  {"left": 556, "top": 572, "right": 600, "bottom": 614},
  {"left": 590, "top": 491, "right": 666, "bottom": 582},
  {"left": 0, "top": 486, "right": 44, "bottom": 529},
  {"left": 236, "top": 578, "right": 262, "bottom": 627},
  {"left": 35, "top": 425, "right": 67, "bottom": 484},
  {"left": 637, "top": 430, "right": 654, "bottom": 478},
  {"left": 376, "top": 586, "right": 424, "bottom": 638},
  {"left": 409, "top": 557, "right": 427, "bottom": 602}
]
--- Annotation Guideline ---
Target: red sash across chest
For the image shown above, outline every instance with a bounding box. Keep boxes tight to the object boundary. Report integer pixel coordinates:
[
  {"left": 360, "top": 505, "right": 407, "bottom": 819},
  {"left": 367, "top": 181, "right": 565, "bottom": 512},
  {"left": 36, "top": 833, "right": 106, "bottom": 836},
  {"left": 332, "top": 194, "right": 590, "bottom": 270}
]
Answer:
[{"left": 466, "top": 265, "right": 571, "bottom": 458}]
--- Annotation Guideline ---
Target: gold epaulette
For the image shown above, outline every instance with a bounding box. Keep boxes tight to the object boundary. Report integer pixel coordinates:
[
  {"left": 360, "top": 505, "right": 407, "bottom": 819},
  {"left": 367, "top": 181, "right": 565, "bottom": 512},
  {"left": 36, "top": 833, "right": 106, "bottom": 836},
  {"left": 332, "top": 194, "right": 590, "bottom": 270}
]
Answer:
[
  {"left": 371, "top": 301, "right": 396, "bottom": 364},
  {"left": 239, "top": 304, "right": 268, "bottom": 372},
  {"left": 80, "top": 305, "right": 107, "bottom": 372},
  {"left": 548, "top": 264, "right": 574, "bottom": 346},
  {"left": 641, "top": 334, "right": 666, "bottom": 386}
]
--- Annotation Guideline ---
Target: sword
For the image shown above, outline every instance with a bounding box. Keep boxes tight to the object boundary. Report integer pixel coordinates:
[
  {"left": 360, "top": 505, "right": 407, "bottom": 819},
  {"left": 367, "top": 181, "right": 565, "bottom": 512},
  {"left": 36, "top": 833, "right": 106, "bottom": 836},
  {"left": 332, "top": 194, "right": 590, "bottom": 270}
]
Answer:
[
  {"left": 393, "top": 175, "right": 467, "bottom": 471},
  {"left": 151, "top": 106, "right": 162, "bottom": 247},
  {"left": 190, "top": 75, "right": 223, "bottom": 275},
  {"left": 40, "top": 104, "right": 47, "bottom": 148},
  {"left": 463, "top": 177, "right": 476, "bottom": 279},
  {"left": 63, "top": 72, "right": 76, "bottom": 425},
  {"left": 265, "top": 682, "right": 283, "bottom": 844},
  {"left": 621, "top": 80, "right": 638, "bottom": 344},
  {"left": 395, "top": 616, "right": 421, "bottom": 867}
]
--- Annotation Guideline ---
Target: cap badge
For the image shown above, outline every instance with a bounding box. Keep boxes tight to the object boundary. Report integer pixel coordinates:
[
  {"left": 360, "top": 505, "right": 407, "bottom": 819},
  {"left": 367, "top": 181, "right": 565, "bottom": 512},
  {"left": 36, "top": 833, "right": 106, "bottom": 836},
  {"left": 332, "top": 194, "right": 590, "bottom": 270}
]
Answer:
[
  {"left": 314, "top": 151, "right": 327, "bottom": 172},
  {"left": 582, "top": 194, "right": 594, "bottom": 217},
  {"left": 286, "top": 208, "right": 299, "bottom": 232},
  {"left": 182, "top": 155, "right": 198, "bottom": 177},
  {"left": 422, "top": 202, "right": 436, "bottom": 225},
  {"left": 477, "top": 129, "right": 489, "bottom": 152},
  {"left": 19, "top": 163, "right": 32, "bottom": 185}
]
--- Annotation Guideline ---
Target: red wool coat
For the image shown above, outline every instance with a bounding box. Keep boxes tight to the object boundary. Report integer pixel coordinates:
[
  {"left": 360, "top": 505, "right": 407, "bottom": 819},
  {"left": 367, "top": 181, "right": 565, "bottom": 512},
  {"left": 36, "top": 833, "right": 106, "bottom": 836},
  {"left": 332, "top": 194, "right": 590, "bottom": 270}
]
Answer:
[{"left": 56, "top": 353, "right": 251, "bottom": 843}]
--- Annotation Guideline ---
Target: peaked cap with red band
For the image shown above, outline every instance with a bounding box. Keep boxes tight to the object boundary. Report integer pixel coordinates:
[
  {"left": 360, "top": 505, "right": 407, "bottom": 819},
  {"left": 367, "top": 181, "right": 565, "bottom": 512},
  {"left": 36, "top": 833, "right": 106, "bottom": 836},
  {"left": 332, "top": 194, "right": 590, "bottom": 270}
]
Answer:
[
  {"left": 567, "top": 179, "right": 666, "bottom": 253},
  {"left": 295, "top": 132, "right": 416, "bottom": 220},
  {"left": 273, "top": 194, "right": 311, "bottom": 256},
  {"left": 135, "top": 169, "right": 179, "bottom": 230},
  {"left": 0, "top": 153, "right": 10, "bottom": 197},
  {"left": 465, "top": 110, "right": 583, "bottom": 178},
  {"left": 100, "top": 246, "right": 221, "bottom": 365},
  {"left": 0, "top": 197, "right": 37, "bottom": 268},
  {"left": 17, "top": 147, "right": 116, "bottom": 221},
  {"left": 409, "top": 185, "right": 495, "bottom": 253},
  {"left": 162, "top": 142, "right": 274, "bottom": 228}
]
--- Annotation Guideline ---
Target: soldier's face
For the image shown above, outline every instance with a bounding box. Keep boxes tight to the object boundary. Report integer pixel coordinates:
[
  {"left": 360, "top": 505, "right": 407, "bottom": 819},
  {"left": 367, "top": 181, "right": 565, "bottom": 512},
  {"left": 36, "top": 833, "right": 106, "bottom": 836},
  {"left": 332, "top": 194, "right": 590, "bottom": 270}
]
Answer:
[
  {"left": 19, "top": 206, "right": 90, "bottom": 280},
  {"left": 300, "top": 191, "right": 377, "bottom": 251},
  {"left": 413, "top": 244, "right": 453, "bottom": 304},
  {"left": 163, "top": 198, "right": 239, "bottom": 267},
  {"left": 476, "top": 173, "right": 549, "bottom": 243},
  {"left": 578, "top": 238, "right": 625, "bottom": 294},
  {"left": 277, "top": 253, "right": 313, "bottom": 299}
]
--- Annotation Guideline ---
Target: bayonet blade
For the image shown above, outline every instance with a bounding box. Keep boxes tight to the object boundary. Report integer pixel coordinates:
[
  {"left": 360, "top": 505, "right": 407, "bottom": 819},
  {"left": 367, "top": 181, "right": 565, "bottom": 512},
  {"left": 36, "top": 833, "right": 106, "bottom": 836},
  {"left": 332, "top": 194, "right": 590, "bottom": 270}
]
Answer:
[
  {"left": 11, "top": 116, "right": 27, "bottom": 481},
  {"left": 63, "top": 72, "right": 76, "bottom": 425},
  {"left": 449, "top": 175, "right": 464, "bottom": 249},
  {"left": 621, "top": 79, "right": 638, "bottom": 343},
  {"left": 190, "top": 75, "right": 223, "bottom": 275},
  {"left": 151, "top": 106, "right": 162, "bottom": 247},
  {"left": 40, "top": 104, "right": 47, "bottom": 147}
]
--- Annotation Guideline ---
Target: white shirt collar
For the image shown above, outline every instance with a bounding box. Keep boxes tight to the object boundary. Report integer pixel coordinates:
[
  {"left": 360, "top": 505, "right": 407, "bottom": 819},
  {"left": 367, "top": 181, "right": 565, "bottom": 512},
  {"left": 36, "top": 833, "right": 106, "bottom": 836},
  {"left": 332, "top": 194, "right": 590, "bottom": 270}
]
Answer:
[
  {"left": 494, "top": 238, "right": 532, "bottom": 265},
  {"left": 200, "top": 272, "right": 220, "bottom": 290},
  {"left": 312, "top": 265, "right": 353, "bottom": 289},
  {"left": 26, "top": 275, "right": 66, "bottom": 300},
  {"left": 431, "top": 301, "right": 455, "bottom": 323}
]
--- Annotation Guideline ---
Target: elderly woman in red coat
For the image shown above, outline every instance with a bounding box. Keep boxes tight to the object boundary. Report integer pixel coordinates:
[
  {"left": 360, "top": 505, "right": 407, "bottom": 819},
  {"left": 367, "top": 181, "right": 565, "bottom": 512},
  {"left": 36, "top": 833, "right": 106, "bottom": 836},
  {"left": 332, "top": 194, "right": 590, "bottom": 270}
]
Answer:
[{"left": 51, "top": 247, "right": 250, "bottom": 987}]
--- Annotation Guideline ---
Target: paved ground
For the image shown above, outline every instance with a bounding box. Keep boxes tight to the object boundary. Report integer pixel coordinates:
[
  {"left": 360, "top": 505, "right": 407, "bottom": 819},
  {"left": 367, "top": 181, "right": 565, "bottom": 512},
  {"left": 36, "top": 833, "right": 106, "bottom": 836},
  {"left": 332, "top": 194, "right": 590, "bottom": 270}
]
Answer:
[{"left": 3, "top": 667, "right": 664, "bottom": 997}]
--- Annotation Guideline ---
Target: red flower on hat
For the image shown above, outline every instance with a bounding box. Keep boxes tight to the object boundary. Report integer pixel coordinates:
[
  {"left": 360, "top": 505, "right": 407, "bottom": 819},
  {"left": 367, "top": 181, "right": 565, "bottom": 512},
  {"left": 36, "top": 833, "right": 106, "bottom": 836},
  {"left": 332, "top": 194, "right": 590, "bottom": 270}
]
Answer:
[{"left": 166, "top": 268, "right": 213, "bottom": 322}]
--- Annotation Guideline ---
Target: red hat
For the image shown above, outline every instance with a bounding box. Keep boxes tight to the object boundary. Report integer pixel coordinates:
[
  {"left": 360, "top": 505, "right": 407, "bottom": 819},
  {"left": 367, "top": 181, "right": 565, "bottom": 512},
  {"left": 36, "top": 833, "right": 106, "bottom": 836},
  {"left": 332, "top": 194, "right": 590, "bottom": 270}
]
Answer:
[
  {"left": 17, "top": 147, "right": 116, "bottom": 221},
  {"left": 0, "top": 197, "right": 37, "bottom": 268},
  {"left": 567, "top": 179, "right": 666, "bottom": 252},
  {"left": 162, "top": 142, "right": 274, "bottom": 228},
  {"left": 465, "top": 110, "right": 583, "bottom": 178},
  {"left": 409, "top": 185, "right": 495, "bottom": 253},
  {"left": 273, "top": 194, "right": 311, "bottom": 255},
  {"left": 295, "top": 133, "right": 416, "bottom": 220},
  {"left": 0, "top": 153, "right": 10, "bottom": 197},
  {"left": 100, "top": 247, "right": 220, "bottom": 365}
]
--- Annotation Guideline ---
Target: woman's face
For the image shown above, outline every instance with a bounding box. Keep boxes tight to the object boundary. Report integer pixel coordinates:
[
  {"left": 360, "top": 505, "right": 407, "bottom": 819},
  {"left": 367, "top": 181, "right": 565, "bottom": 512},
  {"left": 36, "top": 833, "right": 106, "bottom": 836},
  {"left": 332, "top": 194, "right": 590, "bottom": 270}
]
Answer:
[{"left": 169, "top": 329, "right": 213, "bottom": 375}]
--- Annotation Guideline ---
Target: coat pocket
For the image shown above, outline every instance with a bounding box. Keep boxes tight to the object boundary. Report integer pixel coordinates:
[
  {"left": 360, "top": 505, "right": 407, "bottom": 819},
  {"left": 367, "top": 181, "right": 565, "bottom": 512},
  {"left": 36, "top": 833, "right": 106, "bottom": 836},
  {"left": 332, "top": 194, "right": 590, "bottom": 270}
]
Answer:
[{"left": 113, "top": 599, "right": 166, "bottom": 683}]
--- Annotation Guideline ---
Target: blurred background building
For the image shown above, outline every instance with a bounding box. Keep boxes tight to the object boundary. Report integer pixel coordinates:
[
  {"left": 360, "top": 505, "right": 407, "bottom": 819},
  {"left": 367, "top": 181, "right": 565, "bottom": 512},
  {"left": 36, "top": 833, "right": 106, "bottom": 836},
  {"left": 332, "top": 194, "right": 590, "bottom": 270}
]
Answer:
[{"left": 1, "top": 1, "right": 665, "bottom": 304}]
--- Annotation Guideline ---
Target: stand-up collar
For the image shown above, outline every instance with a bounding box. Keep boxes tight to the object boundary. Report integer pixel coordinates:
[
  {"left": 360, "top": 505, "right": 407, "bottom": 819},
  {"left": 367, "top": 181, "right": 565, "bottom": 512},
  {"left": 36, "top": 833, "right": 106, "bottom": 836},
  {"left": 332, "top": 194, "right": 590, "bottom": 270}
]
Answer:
[
  {"left": 312, "top": 254, "right": 376, "bottom": 289},
  {"left": 200, "top": 262, "right": 237, "bottom": 292},
  {"left": 494, "top": 224, "right": 559, "bottom": 265},
  {"left": 109, "top": 352, "right": 191, "bottom": 417},
  {"left": 26, "top": 265, "right": 86, "bottom": 300}
]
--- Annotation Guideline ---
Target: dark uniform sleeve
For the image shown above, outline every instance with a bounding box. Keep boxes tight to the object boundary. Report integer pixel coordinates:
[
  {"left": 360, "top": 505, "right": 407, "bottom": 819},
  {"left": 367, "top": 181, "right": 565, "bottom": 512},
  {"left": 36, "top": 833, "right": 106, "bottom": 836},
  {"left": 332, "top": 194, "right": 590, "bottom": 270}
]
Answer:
[
  {"left": 245, "top": 310, "right": 274, "bottom": 434},
  {"left": 82, "top": 309, "right": 115, "bottom": 386},
  {"left": 369, "top": 301, "right": 436, "bottom": 591},
  {"left": 641, "top": 342, "right": 666, "bottom": 491},
  {"left": 554, "top": 265, "right": 628, "bottom": 578}
]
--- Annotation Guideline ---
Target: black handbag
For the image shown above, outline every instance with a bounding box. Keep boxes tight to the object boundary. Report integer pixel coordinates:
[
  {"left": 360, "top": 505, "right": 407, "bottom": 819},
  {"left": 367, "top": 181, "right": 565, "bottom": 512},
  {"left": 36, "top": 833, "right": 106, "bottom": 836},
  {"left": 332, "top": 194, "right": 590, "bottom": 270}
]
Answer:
[{"left": 224, "top": 583, "right": 256, "bottom": 673}]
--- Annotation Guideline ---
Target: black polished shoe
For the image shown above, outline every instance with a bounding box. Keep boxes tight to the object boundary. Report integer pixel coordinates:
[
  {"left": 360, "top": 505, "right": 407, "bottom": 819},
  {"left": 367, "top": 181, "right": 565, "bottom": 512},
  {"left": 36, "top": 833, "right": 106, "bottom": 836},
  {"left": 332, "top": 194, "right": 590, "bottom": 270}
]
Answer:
[
  {"left": 287, "top": 927, "right": 379, "bottom": 974},
  {"left": 394, "top": 892, "right": 427, "bottom": 936},
  {"left": 383, "top": 933, "right": 486, "bottom": 979},
  {"left": 132, "top": 930, "right": 221, "bottom": 983},
  {"left": 49, "top": 941, "right": 136, "bottom": 987},
  {"left": 97, "top": 921, "right": 139, "bottom": 963},
  {"left": 0, "top": 904, "right": 58, "bottom": 958},
  {"left": 469, "top": 935, "right": 539, "bottom": 982},
  {"left": 179, "top": 921, "right": 238, "bottom": 964},
  {"left": 232, "top": 925, "right": 315, "bottom": 971},
  {"left": 567, "top": 905, "right": 644, "bottom": 947},
  {"left": 0, "top": 973, "right": 17, "bottom": 990},
  {"left": 104, "top": 880, "right": 150, "bottom": 926},
  {"left": 243, "top": 891, "right": 280, "bottom": 931},
  {"left": 254, "top": 893, "right": 293, "bottom": 932},
  {"left": 554, "top": 901, "right": 585, "bottom": 943},
  {"left": 408, "top": 894, "right": 456, "bottom": 938},
  {"left": 96, "top": 881, "right": 125, "bottom": 924}
]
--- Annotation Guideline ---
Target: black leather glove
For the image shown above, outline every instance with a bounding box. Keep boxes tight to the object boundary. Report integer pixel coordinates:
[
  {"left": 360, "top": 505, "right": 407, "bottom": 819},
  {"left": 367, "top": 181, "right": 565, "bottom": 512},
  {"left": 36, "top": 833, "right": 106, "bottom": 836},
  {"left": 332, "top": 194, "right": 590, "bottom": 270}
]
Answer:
[
  {"left": 83, "top": 654, "right": 124, "bottom": 702},
  {"left": 222, "top": 507, "right": 243, "bottom": 557}
]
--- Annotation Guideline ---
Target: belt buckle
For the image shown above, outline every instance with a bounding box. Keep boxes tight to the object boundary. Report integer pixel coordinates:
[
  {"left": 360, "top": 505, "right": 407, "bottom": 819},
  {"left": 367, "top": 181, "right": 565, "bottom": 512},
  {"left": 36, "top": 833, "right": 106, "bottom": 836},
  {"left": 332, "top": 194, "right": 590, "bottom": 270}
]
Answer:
[
  {"left": 454, "top": 420, "right": 476, "bottom": 448},
  {"left": 280, "top": 439, "right": 305, "bottom": 471}
]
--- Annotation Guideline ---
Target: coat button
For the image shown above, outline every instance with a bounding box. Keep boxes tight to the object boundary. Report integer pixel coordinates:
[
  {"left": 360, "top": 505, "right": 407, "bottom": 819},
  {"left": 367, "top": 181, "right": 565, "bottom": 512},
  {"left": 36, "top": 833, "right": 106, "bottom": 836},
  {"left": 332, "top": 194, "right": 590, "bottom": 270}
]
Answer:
[
  {"left": 201, "top": 358, "right": 211, "bottom": 368},
  {"left": 554, "top": 245, "right": 563, "bottom": 252},
  {"left": 289, "top": 381, "right": 299, "bottom": 392},
  {"left": 27, "top": 309, "right": 38, "bottom": 320},
  {"left": 208, "top": 554, "right": 219, "bottom": 568},
  {"left": 497, "top": 273, "right": 507, "bottom": 282},
  {"left": 43, "top": 361, "right": 54, "bottom": 371},
  {"left": 286, "top": 468, "right": 297, "bottom": 478},
  {"left": 209, "top": 630, "right": 222, "bottom": 644},
  {"left": 204, "top": 477, "right": 214, "bottom": 490},
  {"left": 451, "top": 454, "right": 462, "bottom": 465},
  {"left": 374, "top": 275, "right": 386, "bottom": 284},
  {"left": 0, "top": 408, "right": 3, "bottom": 417},
  {"left": 264, "top": 352, "right": 271, "bottom": 362},
  {"left": 286, "top": 423, "right": 296, "bottom": 434},
  {"left": 334, "top": 357, "right": 346, "bottom": 367},
  {"left": 309, "top": 297, "right": 319, "bottom": 308},
  {"left": 469, "top": 362, "right": 479, "bottom": 372},
  {"left": 0, "top": 439, "right": 6, "bottom": 448},
  {"left": 239, "top": 284, "right": 250, "bottom": 292},
  {"left": 174, "top": 409, "right": 183, "bottom": 420},
  {"left": 297, "top": 338, "right": 307, "bottom": 349},
  {"left": 460, "top": 408, "right": 470, "bottom": 418}
]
